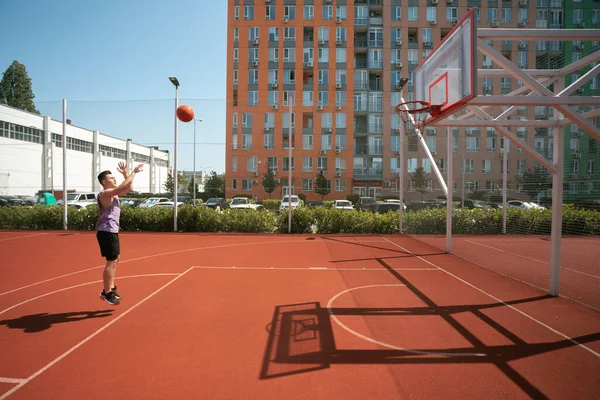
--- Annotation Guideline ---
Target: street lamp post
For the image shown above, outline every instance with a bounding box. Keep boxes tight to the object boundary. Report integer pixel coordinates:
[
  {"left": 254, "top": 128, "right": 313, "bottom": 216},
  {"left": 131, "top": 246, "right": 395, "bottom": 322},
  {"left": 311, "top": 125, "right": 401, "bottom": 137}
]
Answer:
[
  {"left": 397, "top": 78, "right": 409, "bottom": 234},
  {"left": 169, "top": 77, "right": 179, "bottom": 232},
  {"left": 193, "top": 118, "right": 203, "bottom": 206}
]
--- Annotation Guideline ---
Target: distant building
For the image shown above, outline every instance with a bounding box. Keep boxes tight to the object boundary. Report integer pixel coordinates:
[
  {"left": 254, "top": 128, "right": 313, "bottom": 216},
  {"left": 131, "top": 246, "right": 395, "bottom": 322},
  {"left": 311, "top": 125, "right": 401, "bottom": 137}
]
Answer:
[
  {"left": 224, "top": 0, "right": 556, "bottom": 202},
  {"left": 0, "top": 104, "right": 171, "bottom": 196}
]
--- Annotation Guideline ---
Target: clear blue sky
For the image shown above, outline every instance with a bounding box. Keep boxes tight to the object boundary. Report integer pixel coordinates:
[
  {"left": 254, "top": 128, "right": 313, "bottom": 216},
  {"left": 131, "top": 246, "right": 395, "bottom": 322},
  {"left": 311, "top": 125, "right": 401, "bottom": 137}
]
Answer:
[{"left": 0, "top": 0, "right": 227, "bottom": 173}]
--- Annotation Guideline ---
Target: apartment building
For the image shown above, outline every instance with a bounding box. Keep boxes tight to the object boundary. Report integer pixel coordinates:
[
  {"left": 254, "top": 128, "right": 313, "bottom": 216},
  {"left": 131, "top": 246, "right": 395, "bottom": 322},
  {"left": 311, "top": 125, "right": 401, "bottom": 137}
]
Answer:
[
  {"left": 225, "top": 0, "right": 568, "bottom": 202},
  {"left": 561, "top": 0, "right": 600, "bottom": 200}
]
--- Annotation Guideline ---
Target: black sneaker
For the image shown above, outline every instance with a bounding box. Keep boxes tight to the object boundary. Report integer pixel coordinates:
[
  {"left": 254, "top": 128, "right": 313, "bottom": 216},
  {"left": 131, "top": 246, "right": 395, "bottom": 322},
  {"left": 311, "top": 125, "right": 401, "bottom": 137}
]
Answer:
[
  {"left": 112, "top": 286, "right": 121, "bottom": 300},
  {"left": 100, "top": 290, "right": 120, "bottom": 305}
]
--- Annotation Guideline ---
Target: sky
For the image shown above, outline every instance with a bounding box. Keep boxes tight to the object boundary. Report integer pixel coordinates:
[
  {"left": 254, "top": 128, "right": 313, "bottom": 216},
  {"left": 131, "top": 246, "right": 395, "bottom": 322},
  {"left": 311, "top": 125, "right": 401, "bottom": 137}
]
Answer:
[{"left": 0, "top": 0, "right": 228, "bottom": 174}]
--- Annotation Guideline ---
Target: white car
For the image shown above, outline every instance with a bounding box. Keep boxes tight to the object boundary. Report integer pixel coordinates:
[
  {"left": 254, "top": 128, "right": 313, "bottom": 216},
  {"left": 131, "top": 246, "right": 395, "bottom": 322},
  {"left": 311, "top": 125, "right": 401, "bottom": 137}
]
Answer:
[
  {"left": 384, "top": 199, "right": 407, "bottom": 210},
  {"left": 150, "top": 201, "right": 184, "bottom": 208},
  {"left": 279, "top": 195, "right": 302, "bottom": 212},
  {"left": 333, "top": 200, "right": 354, "bottom": 210},
  {"left": 68, "top": 201, "right": 97, "bottom": 210},
  {"left": 506, "top": 200, "right": 545, "bottom": 210},
  {"left": 139, "top": 197, "right": 170, "bottom": 208},
  {"left": 57, "top": 192, "right": 97, "bottom": 206}
]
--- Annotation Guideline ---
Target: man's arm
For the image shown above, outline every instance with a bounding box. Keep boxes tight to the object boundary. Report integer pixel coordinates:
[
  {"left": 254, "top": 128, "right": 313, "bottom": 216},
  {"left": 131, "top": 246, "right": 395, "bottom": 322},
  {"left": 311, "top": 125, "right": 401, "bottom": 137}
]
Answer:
[{"left": 100, "top": 164, "right": 144, "bottom": 204}]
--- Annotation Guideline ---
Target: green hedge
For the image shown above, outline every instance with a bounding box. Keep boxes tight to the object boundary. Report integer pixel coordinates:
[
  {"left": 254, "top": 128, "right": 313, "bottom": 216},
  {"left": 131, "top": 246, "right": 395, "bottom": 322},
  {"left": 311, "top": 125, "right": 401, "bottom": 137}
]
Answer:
[{"left": 1, "top": 205, "right": 599, "bottom": 235}]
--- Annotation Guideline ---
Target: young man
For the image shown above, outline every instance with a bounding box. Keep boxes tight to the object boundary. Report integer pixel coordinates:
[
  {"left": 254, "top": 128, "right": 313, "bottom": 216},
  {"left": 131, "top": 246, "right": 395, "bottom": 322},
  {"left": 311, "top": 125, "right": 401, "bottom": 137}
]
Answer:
[{"left": 96, "top": 162, "right": 144, "bottom": 305}]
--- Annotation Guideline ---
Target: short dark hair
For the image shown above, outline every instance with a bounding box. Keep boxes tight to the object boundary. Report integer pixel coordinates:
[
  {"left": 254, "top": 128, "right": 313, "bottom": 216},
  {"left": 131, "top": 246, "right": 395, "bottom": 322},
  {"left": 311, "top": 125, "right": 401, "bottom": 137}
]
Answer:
[{"left": 98, "top": 170, "right": 112, "bottom": 184}]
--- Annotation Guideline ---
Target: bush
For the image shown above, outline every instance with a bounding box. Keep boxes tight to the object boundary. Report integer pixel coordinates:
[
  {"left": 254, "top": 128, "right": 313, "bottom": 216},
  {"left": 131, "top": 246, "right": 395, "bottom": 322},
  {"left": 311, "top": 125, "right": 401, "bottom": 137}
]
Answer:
[
  {"left": 1, "top": 204, "right": 599, "bottom": 236},
  {"left": 276, "top": 207, "right": 315, "bottom": 233},
  {"left": 261, "top": 199, "right": 281, "bottom": 211}
]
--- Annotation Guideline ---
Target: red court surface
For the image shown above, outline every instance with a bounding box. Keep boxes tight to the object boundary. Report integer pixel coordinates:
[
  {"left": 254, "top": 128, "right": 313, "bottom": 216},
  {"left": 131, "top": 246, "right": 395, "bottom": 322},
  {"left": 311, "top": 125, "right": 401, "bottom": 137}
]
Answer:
[
  {"left": 415, "top": 234, "right": 600, "bottom": 311},
  {"left": 1, "top": 231, "right": 599, "bottom": 399}
]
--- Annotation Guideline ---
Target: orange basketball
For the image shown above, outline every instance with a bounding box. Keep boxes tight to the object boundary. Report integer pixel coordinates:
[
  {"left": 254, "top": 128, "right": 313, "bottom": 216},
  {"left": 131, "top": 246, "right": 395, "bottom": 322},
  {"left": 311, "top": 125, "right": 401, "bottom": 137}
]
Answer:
[{"left": 176, "top": 104, "right": 194, "bottom": 122}]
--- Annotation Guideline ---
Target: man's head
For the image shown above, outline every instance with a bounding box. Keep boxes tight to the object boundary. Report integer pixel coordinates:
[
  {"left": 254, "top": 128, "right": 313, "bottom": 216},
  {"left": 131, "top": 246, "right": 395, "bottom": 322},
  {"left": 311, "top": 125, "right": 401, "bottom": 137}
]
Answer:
[{"left": 98, "top": 170, "right": 117, "bottom": 189}]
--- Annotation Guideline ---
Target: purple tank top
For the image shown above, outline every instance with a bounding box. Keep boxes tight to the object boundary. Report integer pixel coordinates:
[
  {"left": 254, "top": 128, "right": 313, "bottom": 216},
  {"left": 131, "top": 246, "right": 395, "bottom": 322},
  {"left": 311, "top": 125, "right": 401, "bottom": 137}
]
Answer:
[{"left": 96, "top": 191, "right": 120, "bottom": 233}]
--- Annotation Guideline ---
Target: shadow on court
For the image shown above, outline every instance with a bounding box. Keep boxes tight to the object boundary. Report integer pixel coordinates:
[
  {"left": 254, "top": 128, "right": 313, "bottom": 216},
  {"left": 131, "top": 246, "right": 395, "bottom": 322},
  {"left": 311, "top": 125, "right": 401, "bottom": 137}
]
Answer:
[
  {"left": 0, "top": 310, "right": 114, "bottom": 333},
  {"left": 259, "top": 257, "right": 600, "bottom": 399}
]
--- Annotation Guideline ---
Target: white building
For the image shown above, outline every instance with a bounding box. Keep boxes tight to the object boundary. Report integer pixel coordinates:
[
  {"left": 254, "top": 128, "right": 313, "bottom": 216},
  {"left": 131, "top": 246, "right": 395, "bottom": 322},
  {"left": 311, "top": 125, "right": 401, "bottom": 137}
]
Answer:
[
  {"left": 181, "top": 170, "right": 209, "bottom": 193},
  {"left": 0, "top": 104, "right": 170, "bottom": 196}
]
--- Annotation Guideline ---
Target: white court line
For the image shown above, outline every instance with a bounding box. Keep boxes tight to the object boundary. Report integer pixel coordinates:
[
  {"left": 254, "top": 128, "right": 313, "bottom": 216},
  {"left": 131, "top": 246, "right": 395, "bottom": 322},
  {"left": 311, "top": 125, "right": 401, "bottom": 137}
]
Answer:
[
  {"left": 382, "top": 237, "right": 600, "bottom": 359},
  {"left": 0, "top": 267, "right": 195, "bottom": 400},
  {"left": 0, "top": 239, "right": 311, "bottom": 297},
  {"left": 0, "top": 233, "right": 47, "bottom": 242},
  {"left": 0, "top": 377, "right": 25, "bottom": 384},
  {"left": 465, "top": 239, "right": 600, "bottom": 280},
  {"left": 327, "top": 284, "right": 486, "bottom": 357},
  {"left": 192, "top": 265, "right": 440, "bottom": 271},
  {"left": 0, "top": 273, "right": 180, "bottom": 316}
]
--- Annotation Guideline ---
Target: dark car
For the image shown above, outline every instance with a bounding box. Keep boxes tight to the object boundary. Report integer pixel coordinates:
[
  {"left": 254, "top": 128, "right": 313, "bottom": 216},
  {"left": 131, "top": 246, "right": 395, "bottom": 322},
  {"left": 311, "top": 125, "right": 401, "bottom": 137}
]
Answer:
[
  {"left": 204, "top": 198, "right": 225, "bottom": 209},
  {"left": 369, "top": 202, "right": 401, "bottom": 214},
  {"left": 120, "top": 199, "right": 142, "bottom": 207},
  {"left": 355, "top": 197, "right": 376, "bottom": 211},
  {"left": 405, "top": 201, "right": 445, "bottom": 212},
  {"left": 307, "top": 200, "right": 325, "bottom": 208}
]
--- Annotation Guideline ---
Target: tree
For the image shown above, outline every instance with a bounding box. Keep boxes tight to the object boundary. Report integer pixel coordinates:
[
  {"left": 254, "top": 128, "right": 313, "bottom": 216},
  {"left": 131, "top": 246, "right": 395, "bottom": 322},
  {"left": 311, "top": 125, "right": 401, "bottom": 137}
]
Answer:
[
  {"left": 410, "top": 167, "right": 429, "bottom": 200},
  {"left": 163, "top": 172, "right": 190, "bottom": 194},
  {"left": 0, "top": 61, "right": 39, "bottom": 114},
  {"left": 163, "top": 173, "right": 175, "bottom": 194},
  {"left": 187, "top": 178, "right": 198, "bottom": 196},
  {"left": 518, "top": 167, "right": 552, "bottom": 200},
  {"left": 313, "top": 170, "right": 330, "bottom": 199},
  {"left": 204, "top": 171, "right": 225, "bottom": 197},
  {"left": 262, "top": 165, "right": 278, "bottom": 198}
]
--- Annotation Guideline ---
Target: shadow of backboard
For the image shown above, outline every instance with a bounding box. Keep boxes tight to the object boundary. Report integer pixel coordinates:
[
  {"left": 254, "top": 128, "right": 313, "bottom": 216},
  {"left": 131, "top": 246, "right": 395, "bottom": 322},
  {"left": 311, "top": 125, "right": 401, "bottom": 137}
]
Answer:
[{"left": 259, "top": 302, "right": 336, "bottom": 379}]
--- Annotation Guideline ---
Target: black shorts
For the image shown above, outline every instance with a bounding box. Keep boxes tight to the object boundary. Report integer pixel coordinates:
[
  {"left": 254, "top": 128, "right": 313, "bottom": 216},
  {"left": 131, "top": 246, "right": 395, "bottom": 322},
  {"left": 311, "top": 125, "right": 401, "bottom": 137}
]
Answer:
[{"left": 96, "top": 231, "right": 120, "bottom": 261}]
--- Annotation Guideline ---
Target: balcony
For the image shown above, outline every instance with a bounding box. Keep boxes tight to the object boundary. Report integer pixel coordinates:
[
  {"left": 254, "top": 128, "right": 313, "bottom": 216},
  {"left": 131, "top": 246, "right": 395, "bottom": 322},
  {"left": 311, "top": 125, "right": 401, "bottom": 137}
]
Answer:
[
  {"left": 355, "top": 80, "right": 369, "bottom": 90},
  {"left": 355, "top": 17, "right": 368, "bottom": 26},
  {"left": 369, "top": 17, "right": 383, "bottom": 26},
  {"left": 354, "top": 144, "right": 383, "bottom": 156},
  {"left": 354, "top": 167, "right": 384, "bottom": 180},
  {"left": 368, "top": 60, "right": 383, "bottom": 69}
]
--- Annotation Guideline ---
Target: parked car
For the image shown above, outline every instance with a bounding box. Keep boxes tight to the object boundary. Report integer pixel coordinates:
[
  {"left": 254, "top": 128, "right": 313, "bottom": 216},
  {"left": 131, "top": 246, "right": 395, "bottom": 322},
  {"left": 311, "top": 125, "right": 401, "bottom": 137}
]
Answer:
[
  {"left": 150, "top": 201, "right": 184, "bottom": 208},
  {"left": 384, "top": 199, "right": 407, "bottom": 211},
  {"left": 69, "top": 201, "right": 97, "bottom": 210},
  {"left": 333, "top": 200, "right": 354, "bottom": 210},
  {"left": 204, "top": 198, "right": 225, "bottom": 209},
  {"left": 57, "top": 192, "right": 97, "bottom": 206},
  {"left": 229, "top": 197, "right": 264, "bottom": 210},
  {"left": 506, "top": 200, "right": 545, "bottom": 210},
  {"left": 369, "top": 202, "right": 402, "bottom": 214},
  {"left": 138, "top": 197, "right": 170, "bottom": 208},
  {"left": 279, "top": 195, "right": 302, "bottom": 212},
  {"left": 120, "top": 199, "right": 142, "bottom": 207},
  {"left": 307, "top": 200, "right": 325, "bottom": 209},
  {"left": 405, "top": 201, "right": 445, "bottom": 212},
  {"left": 355, "top": 197, "right": 376, "bottom": 211}
]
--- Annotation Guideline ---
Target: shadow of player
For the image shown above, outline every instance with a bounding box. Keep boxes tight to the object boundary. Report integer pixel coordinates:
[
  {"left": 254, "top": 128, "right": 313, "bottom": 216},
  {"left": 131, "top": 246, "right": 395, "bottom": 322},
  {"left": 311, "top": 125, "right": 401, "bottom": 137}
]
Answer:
[{"left": 0, "top": 310, "right": 114, "bottom": 333}]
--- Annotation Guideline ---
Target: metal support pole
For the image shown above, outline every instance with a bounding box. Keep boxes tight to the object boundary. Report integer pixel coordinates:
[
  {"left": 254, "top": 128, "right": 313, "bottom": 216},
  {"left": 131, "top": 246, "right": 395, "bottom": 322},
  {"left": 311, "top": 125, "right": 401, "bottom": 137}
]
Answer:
[
  {"left": 193, "top": 119, "right": 197, "bottom": 206},
  {"left": 446, "top": 127, "right": 453, "bottom": 253},
  {"left": 461, "top": 135, "right": 465, "bottom": 207},
  {"left": 502, "top": 137, "right": 508, "bottom": 234},
  {"left": 173, "top": 86, "right": 179, "bottom": 232},
  {"left": 62, "top": 99, "right": 67, "bottom": 230},
  {"left": 288, "top": 99, "right": 293, "bottom": 233},
  {"left": 549, "top": 75, "right": 565, "bottom": 296},
  {"left": 398, "top": 113, "right": 405, "bottom": 234}
]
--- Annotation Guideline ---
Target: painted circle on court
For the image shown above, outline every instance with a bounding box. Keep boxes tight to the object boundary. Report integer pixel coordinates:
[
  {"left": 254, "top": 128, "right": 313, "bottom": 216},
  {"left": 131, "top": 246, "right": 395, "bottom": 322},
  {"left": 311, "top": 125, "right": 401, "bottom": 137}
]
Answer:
[{"left": 327, "top": 285, "right": 486, "bottom": 357}]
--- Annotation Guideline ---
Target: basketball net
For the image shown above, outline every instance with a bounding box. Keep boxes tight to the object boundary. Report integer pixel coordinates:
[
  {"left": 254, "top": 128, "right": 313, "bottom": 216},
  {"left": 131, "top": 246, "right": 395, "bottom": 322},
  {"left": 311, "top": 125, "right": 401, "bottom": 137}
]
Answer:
[{"left": 396, "top": 101, "right": 442, "bottom": 134}]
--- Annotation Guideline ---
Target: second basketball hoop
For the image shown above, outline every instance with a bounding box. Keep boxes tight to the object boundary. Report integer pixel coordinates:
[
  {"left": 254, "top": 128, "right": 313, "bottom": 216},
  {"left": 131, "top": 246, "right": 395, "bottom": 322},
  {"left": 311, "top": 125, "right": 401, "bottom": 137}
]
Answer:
[{"left": 395, "top": 100, "right": 442, "bottom": 131}]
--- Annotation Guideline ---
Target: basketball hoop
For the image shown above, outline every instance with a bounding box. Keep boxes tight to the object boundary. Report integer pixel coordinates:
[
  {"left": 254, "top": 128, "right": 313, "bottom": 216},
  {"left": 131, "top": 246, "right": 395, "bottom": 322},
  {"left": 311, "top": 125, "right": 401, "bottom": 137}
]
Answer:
[{"left": 396, "top": 100, "right": 442, "bottom": 131}]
